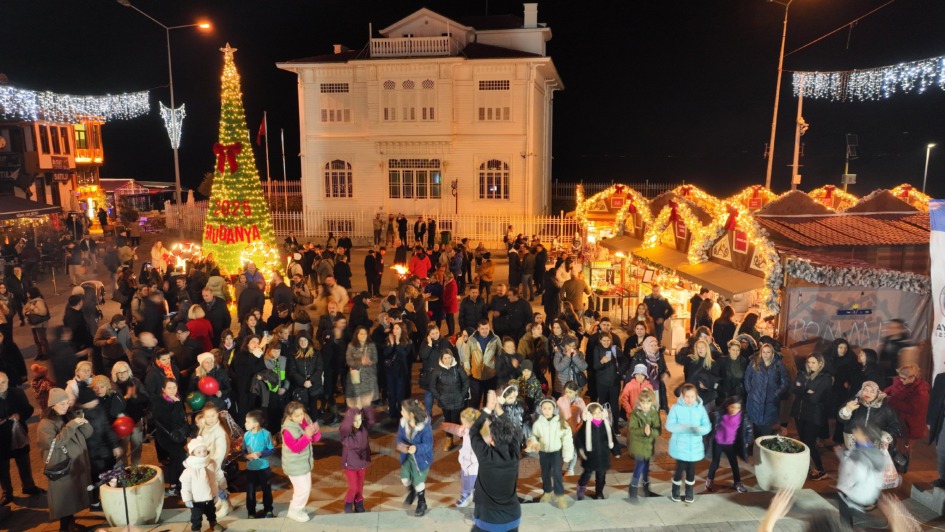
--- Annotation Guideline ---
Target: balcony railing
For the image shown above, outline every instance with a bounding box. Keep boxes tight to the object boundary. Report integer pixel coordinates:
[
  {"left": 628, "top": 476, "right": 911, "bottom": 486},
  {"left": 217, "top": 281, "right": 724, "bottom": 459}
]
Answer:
[{"left": 370, "top": 36, "right": 452, "bottom": 58}]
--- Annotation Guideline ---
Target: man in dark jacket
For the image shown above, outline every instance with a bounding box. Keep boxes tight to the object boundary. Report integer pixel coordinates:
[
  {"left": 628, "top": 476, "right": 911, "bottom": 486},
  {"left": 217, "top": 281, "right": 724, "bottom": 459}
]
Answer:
[
  {"left": 397, "top": 214, "right": 408, "bottom": 245},
  {"left": 878, "top": 319, "right": 913, "bottom": 387},
  {"left": 171, "top": 323, "right": 202, "bottom": 389},
  {"left": 0, "top": 371, "right": 44, "bottom": 503},
  {"left": 644, "top": 284, "right": 675, "bottom": 343},
  {"left": 337, "top": 233, "right": 353, "bottom": 258},
  {"left": 458, "top": 286, "right": 487, "bottom": 332},
  {"left": 238, "top": 281, "right": 265, "bottom": 323},
  {"left": 475, "top": 390, "right": 522, "bottom": 531},
  {"left": 413, "top": 216, "right": 426, "bottom": 244},
  {"left": 494, "top": 288, "right": 531, "bottom": 344},
  {"left": 186, "top": 264, "right": 208, "bottom": 303},
  {"left": 534, "top": 244, "right": 548, "bottom": 297},
  {"left": 507, "top": 246, "right": 522, "bottom": 294},
  {"left": 269, "top": 272, "right": 294, "bottom": 315},
  {"left": 426, "top": 218, "right": 436, "bottom": 249},
  {"left": 488, "top": 284, "right": 511, "bottom": 334},
  {"left": 63, "top": 294, "right": 94, "bottom": 356},
  {"left": 689, "top": 288, "right": 708, "bottom": 334},
  {"left": 131, "top": 332, "right": 159, "bottom": 381},
  {"left": 364, "top": 250, "right": 380, "bottom": 297},
  {"left": 200, "top": 288, "right": 231, "bottom": 344}
]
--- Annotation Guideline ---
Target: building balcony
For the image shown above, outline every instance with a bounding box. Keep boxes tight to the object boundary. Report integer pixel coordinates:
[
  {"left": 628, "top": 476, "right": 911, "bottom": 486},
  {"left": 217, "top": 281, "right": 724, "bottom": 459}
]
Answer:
[
  {"left": 370, "top": 36, "right": 452, "bottom": 58},
  {"left": 75, "top": 147, "right": 104, "bottom": 165}
]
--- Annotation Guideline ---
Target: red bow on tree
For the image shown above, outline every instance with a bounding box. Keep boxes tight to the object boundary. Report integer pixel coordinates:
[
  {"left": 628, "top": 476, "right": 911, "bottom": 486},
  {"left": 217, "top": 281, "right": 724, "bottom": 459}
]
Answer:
[
  {"left": 899, "top": 185, "right": 913, "bottom": 200},
  {"left": 668, "top": 200, "right": 679, "bottom": 222},
  {"left": 214, "top": 142, "right": 242, "bottom": 174},
  {"left": 823, "top": 185, "right": 835, "bottom": 199},
  {"left": 724, "top": 204, "right": 739, "bottom": 231}
]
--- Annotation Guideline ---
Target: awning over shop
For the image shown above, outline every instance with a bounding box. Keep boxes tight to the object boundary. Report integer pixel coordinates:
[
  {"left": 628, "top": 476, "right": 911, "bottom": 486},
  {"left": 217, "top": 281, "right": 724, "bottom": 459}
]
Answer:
[
  {"left": 676, "top": 261, "right": 765, "bottom": 299},
  {"left": 600, "top": 235, "right": 642, "bottom": 254},
  {"left": 631, "top": 245, "right": 688, "bottom": 267},
  {"left": 0, "top": 195, "right": 61, "bottom": 221}
]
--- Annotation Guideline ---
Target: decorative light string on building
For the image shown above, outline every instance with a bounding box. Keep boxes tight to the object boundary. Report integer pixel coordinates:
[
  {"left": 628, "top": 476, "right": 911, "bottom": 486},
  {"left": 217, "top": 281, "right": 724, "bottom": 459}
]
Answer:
[
  {"left": 793, "top": 54, "right": 945, "bottom": 101},
  {"left": 159, "top": 102, "right": 187, "bottom": 149},
  {"left": 0, "top": 85, "right": 150, "bottom": 122},
  {"left": 890, "top": 184, "right": 931, "bottom": 211},
  {"left": 785, "top": 257, "right": 930, "bottom": 294}
]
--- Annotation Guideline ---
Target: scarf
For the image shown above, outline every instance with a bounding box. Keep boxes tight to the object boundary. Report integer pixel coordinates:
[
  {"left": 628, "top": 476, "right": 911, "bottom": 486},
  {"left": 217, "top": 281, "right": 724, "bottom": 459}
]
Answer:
[
  {"left": 157, "top": 360, "right": 175, "bottom": 380},
  {"left": 183, "top": 454, "right": 219, "bottom": 501},
  {"left": 645, "top": 349, "right": 659, "bottom": 363},
  {"left": 584, "top": 402, "right": 613, "bottom": 452}
]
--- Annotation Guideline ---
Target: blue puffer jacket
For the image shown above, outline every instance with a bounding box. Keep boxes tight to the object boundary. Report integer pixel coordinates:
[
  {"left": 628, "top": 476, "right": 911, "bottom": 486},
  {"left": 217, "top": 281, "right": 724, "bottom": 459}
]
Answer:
[
  {"left": 666, "top": 397, "right": 711, "bottom": 462},
  {"left": 397, "top": 418, "right": 434, "bottom": 471},
  {"left": 743, "top": 358, "right": 788, "bottom": 426}
]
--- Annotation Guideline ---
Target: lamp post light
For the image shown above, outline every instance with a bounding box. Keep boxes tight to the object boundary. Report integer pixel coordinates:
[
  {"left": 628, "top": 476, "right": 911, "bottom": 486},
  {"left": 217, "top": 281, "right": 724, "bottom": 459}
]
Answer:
[
  {"left": 924, "top": 143, "right": 936, "bottom": 194},
  {"left": 764, "top": 0, "right": 794, "bottom": 191},
  {"left": 117, "top": 0, "right": 211, "bottom": 237}
]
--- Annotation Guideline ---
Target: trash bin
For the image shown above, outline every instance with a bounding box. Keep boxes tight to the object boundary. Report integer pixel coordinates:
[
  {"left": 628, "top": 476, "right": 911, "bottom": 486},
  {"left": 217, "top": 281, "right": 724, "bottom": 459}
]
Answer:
[{"left": 439, "top": 230, "right": 451, "bottom": 245}]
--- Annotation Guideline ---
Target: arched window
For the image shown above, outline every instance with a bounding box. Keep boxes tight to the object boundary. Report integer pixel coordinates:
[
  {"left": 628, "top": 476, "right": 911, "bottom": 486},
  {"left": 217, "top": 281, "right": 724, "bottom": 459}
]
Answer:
[
  {"left": 420, "top": 79, "right": 435, "bottom": 121},
  {"left": 324, "top": 159, "right": 353, "bottom": 198},
  {"left": 479, "top": 159, "right": 509, "bottom": 200},
  {"left": 401, "top": 80, "right": 416, "bottom": 121}
]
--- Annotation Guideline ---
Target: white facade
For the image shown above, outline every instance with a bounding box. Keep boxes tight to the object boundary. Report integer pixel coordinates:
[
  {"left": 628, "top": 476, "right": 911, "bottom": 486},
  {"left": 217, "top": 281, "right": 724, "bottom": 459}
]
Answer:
[{"left": 277, "top": 4, "right": 562, "bottom": 229}]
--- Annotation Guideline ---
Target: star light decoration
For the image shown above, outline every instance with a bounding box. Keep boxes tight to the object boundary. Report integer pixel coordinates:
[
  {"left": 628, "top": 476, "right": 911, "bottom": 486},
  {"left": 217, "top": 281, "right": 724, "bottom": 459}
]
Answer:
[
  {"left": 793, "top": 54, "right": 945, "bottom": 102},
  {"left": 159, "top": 102, "right": 186, "bottom": 149},
  {"left": 0, "top": 85, "right": 150, "bottom": 122}
]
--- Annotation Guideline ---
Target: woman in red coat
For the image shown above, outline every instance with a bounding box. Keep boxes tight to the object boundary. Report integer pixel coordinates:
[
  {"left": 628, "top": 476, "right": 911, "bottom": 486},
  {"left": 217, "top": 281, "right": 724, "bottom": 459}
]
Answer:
[
  {"left": 883, "top": 363, "right": 929, "bottom": 457},
  {"left": 186, "top": 305, "right": 215, "bottom": 352},
  {"left": 442, "top": 272, "right": 459, "bottom": 338}
]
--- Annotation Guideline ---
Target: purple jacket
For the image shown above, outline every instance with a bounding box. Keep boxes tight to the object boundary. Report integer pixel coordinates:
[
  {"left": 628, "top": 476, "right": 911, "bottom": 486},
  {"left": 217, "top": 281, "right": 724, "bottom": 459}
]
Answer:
[{"left": 340, "top": 407, "right": 375, "bottom": 470}]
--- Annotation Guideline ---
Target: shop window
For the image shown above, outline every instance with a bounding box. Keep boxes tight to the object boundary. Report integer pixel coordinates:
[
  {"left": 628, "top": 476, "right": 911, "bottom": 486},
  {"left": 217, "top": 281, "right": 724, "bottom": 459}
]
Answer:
[{"left": 479, "top": 159, "right": 510, "bottom": 199}]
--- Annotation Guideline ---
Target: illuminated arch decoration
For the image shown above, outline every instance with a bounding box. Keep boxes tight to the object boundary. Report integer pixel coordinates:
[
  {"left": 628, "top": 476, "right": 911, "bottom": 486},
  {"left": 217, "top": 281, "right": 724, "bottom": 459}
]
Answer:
[
  {"left": 891, "top": 184, "right": 930, "bottom": 211},
  {"left": 164, "top": 242, "right": 204, "bottom": 271},
  {"left": 613, "top": 189, "right": 652, "bottom": 236},
  {"left": 808, "top": 185, "right": 858, "bottom": 211},
  {"left": 725, "top": 185, "right": 779, "bottom": 211},
  {"left": 642, "top": 199, "right": 704, "bottom": 250},
  {"left": 240, "top": 241, "right": 282, "bottom": 278}
]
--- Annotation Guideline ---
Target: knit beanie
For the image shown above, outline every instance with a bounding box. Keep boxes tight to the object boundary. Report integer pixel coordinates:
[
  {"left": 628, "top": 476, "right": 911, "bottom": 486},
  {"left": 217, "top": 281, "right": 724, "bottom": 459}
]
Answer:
[{"left": 48, "top": 388, "right": 69, "bottom": 407}]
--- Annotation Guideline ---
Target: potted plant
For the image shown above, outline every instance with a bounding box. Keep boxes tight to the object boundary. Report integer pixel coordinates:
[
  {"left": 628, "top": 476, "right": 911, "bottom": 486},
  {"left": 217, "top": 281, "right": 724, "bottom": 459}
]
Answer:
[
  {"left": 753, "top": 435, "right": 810, "bottom": 491},
  {"left": 99, "top": 465, "right": 165, "bottom": 526}
]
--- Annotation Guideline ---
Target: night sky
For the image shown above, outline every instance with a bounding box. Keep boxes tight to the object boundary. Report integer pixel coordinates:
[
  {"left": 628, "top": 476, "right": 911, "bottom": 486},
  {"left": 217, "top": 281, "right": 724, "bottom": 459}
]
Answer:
[{"left": 2, "top": 0, "right": 943, "bottom": 199}]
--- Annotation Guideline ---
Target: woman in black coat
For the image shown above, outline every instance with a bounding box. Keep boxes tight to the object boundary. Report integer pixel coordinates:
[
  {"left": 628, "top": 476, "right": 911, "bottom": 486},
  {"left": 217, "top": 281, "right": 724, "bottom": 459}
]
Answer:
[
  {"left": 682, "top": 339, "right": 722, "bottom": 407},
  {"left": 849, "top": 348, "right": 884, "bottom": 400},
  {"left": 150, "top": 379, "right": 188, "bottom": 495},
  {"left": 718, "top": 339, "right": 749, "bottom": 400},
  {"left": 0, "top": 373, "right": 42, "bottom": 502},
  {"left": 418, "top": 324, "right": 454, "bottom": 419},
  {"left": 430, "top": 349, "right": 469, "bottom": 447},
  {"left": 712, "top": 305, "right": 738, "bottom": 349},
  {"left": 230, "top": 335, "right": 267, "bottom": 424},
  {"left": 823, "top": 338, "right": 856, "bottom": 443},
  {"left": 83, "top": 376, "right": 123, "bottom": 505},
  {"left": 791, "top": 354, "right": 831, "bottom": 480},
  {"left": 383, "top": 322, "right": 412, "bottom": 420},
  {"left": 286, "top": 333, "right": 325, "bottom": 419}
]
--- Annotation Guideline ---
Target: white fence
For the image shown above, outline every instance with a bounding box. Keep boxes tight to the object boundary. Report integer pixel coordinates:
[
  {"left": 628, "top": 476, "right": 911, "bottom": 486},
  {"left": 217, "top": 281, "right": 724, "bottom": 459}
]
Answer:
[{"left": 166, "top": 203, "right": 581, "bottom": 248}]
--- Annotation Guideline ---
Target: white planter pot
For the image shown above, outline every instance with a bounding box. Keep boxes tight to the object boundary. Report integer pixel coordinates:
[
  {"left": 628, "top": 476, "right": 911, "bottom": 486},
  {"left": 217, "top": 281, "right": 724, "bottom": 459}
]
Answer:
[
  {"left": 753, "top": 435, "right": 810, "bottom": 491},
  {"left": 100, "top": 465, "right": 165, "bottom": 527}
]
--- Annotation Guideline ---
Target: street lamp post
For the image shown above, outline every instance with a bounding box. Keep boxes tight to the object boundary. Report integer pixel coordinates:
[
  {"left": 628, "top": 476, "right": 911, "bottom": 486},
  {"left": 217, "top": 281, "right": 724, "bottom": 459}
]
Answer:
[
  {"left": 923, "top": 143, "right": 936, "bottom": 194},
  {"left": 764, "top": 0, "right": 794, "bottom": 191},
  {"left": 117, "top": 0, "right": 210, "bottom": 237}
]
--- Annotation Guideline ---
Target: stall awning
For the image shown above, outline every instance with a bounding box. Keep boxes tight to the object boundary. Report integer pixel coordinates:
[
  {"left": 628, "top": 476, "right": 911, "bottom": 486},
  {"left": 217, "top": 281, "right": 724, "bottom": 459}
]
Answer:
[
  {"left": 631, "top": 245, "right": 688, "bottom": 267},
  {"left": 0, "top": 195, "right": 61, "bottom": 221},
  {"left": 676, "top": 261, "right": 765, "bottom": 299},
  {"left": 600, "top": 235, "right": 641, "bottom": 254}
]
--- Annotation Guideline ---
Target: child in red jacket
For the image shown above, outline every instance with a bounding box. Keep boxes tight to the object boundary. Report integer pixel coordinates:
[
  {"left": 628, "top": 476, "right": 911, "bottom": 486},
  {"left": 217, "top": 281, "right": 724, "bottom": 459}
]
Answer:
[{"left": 340, "top": 403, "right": 375, "bottom": 513}]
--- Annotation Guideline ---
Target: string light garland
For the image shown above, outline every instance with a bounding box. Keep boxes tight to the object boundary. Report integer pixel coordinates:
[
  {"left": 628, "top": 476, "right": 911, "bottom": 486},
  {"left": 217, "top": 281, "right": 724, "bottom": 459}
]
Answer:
[
  {"left": 239, "top": 241, "right": 282, "bottom": 289},
  {"left": 574, "top": 184, "right": 652, "bottom": 234},
  {"left": 613, "top": 189, "right": 652, "bottom": 235},
  {"left": 807, "top": 185, "right": 858, "bottom": 211},
  {"left": 164, "top": 242, "right": 204, "bottom": 271},
  {"left": 0, "top": 85, "right": 150, "bottom": 122},
  {"left": 792, "top": 54, "right": 945, "bottom": 101},
  {"left": 725, "top": 185, "right": 779, "bottom": 211},
  {"left": 159, "top": 102, "right": 186, "bottom": 149},
  {"left": 785, "top": 257, "right": 929, "bottom": 294},
  {"left": 890, "top": 184, "right": 930, "bottom": 211},
  {"left": 201, "top": 43, "right": 277, "bottom": 274}
]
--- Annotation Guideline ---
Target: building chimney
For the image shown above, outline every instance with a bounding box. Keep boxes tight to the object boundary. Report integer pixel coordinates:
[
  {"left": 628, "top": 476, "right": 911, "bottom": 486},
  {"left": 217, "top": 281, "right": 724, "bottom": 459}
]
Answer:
[
  {"left": 332, "top": 44, "right": 349, "bottom": 54},
  {"left": 523, "top": 3, "right": 538, "bottom": 29}
]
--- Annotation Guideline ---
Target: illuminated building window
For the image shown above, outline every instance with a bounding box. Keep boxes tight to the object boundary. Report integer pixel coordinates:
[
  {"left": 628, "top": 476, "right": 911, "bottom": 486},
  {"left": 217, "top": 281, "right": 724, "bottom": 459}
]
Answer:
[
  {"left": 388, "top": 159, "right": 441, "bottom": 199},
  {"left": 74, "top": 124, "right": 88, "bottom": 149},
  {"left": 320, "top": 83, "right": 351, "bottom": 123},
  {"left": 324, "top": 159, "right": 353, "bottom": 198},
  {"left": 479, "top": 159, "right": 510, "bottom": 200},
  {"left": 477, "top": 80, "right": 511, "bottom": 121}
]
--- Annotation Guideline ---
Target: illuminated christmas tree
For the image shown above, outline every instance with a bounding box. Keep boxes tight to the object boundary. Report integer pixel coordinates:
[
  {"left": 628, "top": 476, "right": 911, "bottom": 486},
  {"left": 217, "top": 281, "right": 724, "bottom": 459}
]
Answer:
[{"left": 202, "top": 43, "right": 276, "bottom": 273}]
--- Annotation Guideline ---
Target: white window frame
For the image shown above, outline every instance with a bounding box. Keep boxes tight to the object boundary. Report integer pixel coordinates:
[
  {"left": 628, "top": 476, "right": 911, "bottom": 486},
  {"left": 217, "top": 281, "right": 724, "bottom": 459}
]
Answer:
[
  {"left": 319, "top": 83, "right": 351, "bottom": 123},
  {"left": 478, "top": 159, "right": 510, "bottom": 200},
  {"left": 324, "top": 159, "right": 353, "bottom": 198},
  {"left": 477, "top": 80, "right": 511, "bottom": 122},
  {"left": 388, "top": 159, "right": 442, "bottom": 199},
  {"left": 420, "top": 79, "right": 436, "bottom": 121},
  {"left": 382, "top": 80, "right": 397, "bottom": 121}
]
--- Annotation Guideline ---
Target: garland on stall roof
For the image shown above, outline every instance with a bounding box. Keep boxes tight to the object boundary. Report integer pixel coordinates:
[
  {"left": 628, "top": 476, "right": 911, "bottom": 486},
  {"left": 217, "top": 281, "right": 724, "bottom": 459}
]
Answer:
[
  {"left": 890, "top": 184, "right": 931, "bottom": 211},
  {"left": 808, "top": 185, "right": 858, "bottom": 211},
  {"left": 793, "top": 54, "right": 945, "bottom": 101},
  {"left": 613, "top": 189, "right": 652, "bottom": 235},
  {"left": 785, "top": 257, "right": 930, "bottom": 295},
  {"left": 756, "top": 218, "right": 783, "bottom": 315},
  {"left": 725, "top": 185, "right": 779, "bottom": 210}
]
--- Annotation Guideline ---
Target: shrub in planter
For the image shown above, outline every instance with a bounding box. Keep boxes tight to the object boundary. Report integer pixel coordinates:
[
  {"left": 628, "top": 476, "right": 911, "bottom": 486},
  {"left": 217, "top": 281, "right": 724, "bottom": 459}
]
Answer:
[
  {"left": 100, "top": 465, "right": 165, "bottom": 526},
  {"left": 753, "top": 435, "right": 810, "bottom": 491}
]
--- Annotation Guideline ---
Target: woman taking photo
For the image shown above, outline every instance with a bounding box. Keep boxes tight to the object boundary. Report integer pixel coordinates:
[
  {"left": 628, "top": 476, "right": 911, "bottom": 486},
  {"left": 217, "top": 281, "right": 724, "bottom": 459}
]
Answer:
[
  {"left": 383, "top": 322, "right": 412, "bottom": 420},
  {"left": 791, "top": 354, "right": 830, "bottom": 480},
  {"left": 743, "top": 343, "right": 788, "bottom": 438},
  {"left": 712, "top": 306, "right": 738, "bottom": 348},
  {"left": 345, "top": 326, "right": 378, "bottom": 409},
  {"left": 38, "top": 388, "right": 93, "bottom": 532}
]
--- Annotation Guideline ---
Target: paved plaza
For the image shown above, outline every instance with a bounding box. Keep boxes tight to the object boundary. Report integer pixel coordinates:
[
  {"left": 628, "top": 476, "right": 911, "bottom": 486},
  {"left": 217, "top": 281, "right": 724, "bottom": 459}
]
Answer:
[{"left": 2, "top": 232, "right": 945, "bottom": 531}]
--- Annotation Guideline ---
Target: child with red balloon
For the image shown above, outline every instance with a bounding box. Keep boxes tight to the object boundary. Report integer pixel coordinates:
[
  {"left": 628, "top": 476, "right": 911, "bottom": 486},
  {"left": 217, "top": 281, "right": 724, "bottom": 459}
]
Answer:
[{"left": 191, "top": 351, "right": 232, "bottom": 412}]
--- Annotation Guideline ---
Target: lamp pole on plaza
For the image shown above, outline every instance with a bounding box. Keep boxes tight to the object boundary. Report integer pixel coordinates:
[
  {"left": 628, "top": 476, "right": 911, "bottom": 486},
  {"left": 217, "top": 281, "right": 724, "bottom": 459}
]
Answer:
[
  {"left": 924, "top": 143, "right": 936, "bottom": 194},
  {"left": 117, "top": 0, "right": 211, "bottom": 238},
  {"left": 764, "top": 0, "right": 794, "bottom": 191}
]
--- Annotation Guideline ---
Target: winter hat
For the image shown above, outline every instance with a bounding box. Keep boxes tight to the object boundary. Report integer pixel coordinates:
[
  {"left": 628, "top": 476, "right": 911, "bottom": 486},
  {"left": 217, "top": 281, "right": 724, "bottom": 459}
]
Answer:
[
  {"left": 48, "top": 388, "right": 69, "bottom": 407},
  {"left": 632, "top": 363, "right": 648, "bottom": 377},
  {"left": 858, "top": 381, "right": 880, "bottom": 399},
  {"left": 31, "top": 363, "right": 48, "bottom": 377},
  {"left": 521, "top": 359, "right": 534, "bottom": 372},
  {"left": 583, "top": 402, "right": 614, "bottom": 452},
  {"left": 187, "top": 436, "right": 209, "bottom": 455},
  {"left": 197, "top": 352, "right": 215, "bottom": 367}
]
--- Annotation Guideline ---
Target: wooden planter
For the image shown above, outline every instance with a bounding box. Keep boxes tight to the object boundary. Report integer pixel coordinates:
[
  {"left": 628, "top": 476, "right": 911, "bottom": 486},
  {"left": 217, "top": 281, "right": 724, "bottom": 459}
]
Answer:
[
  {"left": 100, "top": 465, "right": 165, "bottom": 527},
  {"left": 753, "top": 436, "right": 810, "bottom": 491}
]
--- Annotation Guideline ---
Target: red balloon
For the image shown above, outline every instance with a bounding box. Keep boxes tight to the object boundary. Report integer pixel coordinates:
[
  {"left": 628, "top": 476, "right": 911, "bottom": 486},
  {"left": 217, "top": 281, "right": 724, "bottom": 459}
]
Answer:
[
  {"left": 112, "top": 416, "right": 135, "bottom": 438},
  {"left": 198, "top": 376, "right": 220, "bottom": 396}
]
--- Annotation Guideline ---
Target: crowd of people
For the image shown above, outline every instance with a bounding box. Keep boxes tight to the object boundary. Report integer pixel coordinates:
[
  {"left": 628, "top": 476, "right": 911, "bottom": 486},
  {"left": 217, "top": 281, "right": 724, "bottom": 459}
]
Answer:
[{"left": 0, "top": 222, "right": 935, "bottom": 532}]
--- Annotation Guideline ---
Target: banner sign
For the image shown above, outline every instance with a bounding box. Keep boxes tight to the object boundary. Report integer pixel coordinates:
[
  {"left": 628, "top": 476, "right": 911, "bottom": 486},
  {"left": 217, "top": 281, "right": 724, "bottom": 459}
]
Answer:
[
  {"left": 785, "top": 286, "right": 930, "bottom": 368},
  {"left": 931, "top": 200, "right": 945, "bottom": 379}
]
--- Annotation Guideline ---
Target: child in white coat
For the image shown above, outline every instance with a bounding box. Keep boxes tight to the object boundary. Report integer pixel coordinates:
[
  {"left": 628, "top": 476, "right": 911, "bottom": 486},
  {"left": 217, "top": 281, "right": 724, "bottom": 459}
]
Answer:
[
  {"left": 526, "top": 398, "right": 575, "bottom": 509},
  {"left": 180, "top": 436, "right": 227, "bottom": 532}
]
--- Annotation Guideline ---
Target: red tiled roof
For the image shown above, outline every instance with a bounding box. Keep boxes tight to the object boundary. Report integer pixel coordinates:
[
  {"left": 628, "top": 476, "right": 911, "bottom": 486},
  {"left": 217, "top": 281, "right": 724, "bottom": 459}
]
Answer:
[{"left": 756, "top": 213, "right": 930, "bottom": 247}]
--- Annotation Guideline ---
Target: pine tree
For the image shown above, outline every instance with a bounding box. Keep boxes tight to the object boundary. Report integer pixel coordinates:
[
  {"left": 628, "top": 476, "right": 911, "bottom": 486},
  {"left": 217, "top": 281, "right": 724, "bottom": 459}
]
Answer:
[{"left": 202, "top": 43, "right": 276, "bottom": 274}]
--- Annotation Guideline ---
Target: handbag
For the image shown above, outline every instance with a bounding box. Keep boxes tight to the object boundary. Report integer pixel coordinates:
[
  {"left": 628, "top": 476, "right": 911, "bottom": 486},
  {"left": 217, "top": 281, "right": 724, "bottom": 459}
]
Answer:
[
  {"left": 569, "top": 358, "right": 587, "bottom": 389},
  {"left": 10, "top": 419, "right": 29, "bottom": 450},
  {"left": 889, "top": 446, "right": 910, "bottom": 474},
  {"left": 43, "top": 437, "right": 71, "bottom": 481}
]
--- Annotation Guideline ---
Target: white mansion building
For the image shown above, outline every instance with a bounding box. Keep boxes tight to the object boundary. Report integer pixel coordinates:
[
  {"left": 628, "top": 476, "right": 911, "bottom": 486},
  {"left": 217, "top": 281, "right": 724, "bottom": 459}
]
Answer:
[{"left": 277, "top": 3, "right": 562, "bottom": 226}]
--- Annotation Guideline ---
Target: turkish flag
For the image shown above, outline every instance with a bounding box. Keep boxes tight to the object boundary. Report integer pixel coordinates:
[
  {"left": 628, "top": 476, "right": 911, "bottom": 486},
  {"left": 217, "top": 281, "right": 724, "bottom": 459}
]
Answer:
[{"left": 256, "top": 117, "right": 266, "bottom": 146}]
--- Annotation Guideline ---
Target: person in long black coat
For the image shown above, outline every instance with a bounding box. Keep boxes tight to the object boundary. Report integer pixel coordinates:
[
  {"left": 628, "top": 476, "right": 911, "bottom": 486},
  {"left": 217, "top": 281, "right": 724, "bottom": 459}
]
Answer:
[
  {"left": 418, "top": 325, "right": 454, "bottom": 419},
  {"left": 791, "top": 354, "right": 831, "bottom": 479},
  {"left": 429, "top": 350, "right": 469, "bottom": 444},
  {"left": 150, "top": 379, "right": 188, "bottom": 494},
  {"left": 0, "top": 372, "right": 42, "bottom": 502},
  {"left": 574, "top": 403, "right": 620, "bottom": 500},
  {"left": 230, "top": 335, "right": 267, "bottom": 424},
  {"left": 286, "top": 333, "right": 325, "bottom": 418},
  {"left": 541, "top": 275, "right": 561, "bottom": 323}
]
